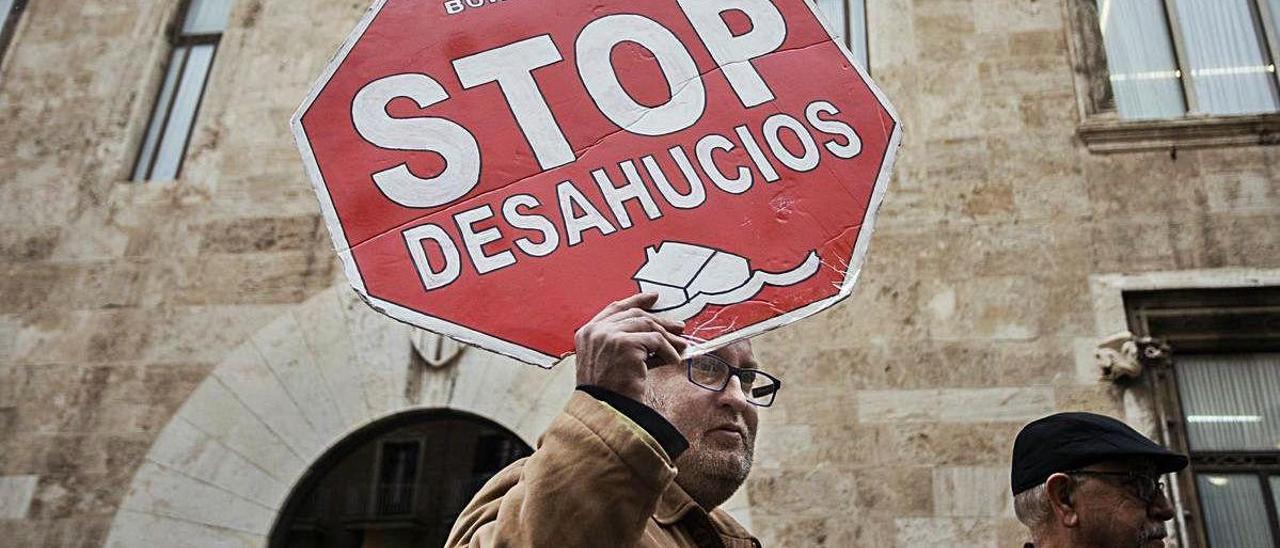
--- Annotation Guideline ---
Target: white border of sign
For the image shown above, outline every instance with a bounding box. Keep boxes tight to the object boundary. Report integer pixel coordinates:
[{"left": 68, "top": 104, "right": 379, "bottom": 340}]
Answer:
[{"left": 290, "top": 0, "right": 902, "bottom": 368}]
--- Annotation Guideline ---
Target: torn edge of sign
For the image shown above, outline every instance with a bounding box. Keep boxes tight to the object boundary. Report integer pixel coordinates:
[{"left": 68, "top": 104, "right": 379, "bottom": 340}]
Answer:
[
  {"left": 660, "top": 1, "right": 905, "bottom": 361},
  {"left": 288, "top": 0, "right": 904, "bottom": 369}
]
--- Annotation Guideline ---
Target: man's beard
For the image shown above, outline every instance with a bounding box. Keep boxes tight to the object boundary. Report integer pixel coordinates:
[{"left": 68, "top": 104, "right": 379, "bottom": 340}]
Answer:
[
  {"left": 1134, "top": 523, "right": 1167, "bottom": 546},
  {"left": 643, "top": 386, "right": 755, "bottom": 510},
  {"left": 673, "top": 434, "right": 754, "bottom": 510}
]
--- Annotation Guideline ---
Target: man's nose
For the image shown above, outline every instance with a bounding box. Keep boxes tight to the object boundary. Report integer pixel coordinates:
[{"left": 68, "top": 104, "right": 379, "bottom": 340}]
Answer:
[
  {"left": 1148, "top": 485, "right": 1176, "bottom": 521},
  {"left": 719, "top": 375, "right": 754, "bottom": 411}
]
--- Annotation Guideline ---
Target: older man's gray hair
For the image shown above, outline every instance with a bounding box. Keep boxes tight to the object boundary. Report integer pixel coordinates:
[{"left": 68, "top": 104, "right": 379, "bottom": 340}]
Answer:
[{"left": 1013, "top": 483, "right": 1052, "bottom": 532}]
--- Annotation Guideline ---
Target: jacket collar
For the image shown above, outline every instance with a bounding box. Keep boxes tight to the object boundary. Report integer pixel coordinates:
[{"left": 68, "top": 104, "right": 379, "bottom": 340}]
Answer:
[
  {"left": 654, "top": 481, "right": 756, "bottom": 542},
  {"left": 654, "top": 481, "right": 700, "bottom": 525}
]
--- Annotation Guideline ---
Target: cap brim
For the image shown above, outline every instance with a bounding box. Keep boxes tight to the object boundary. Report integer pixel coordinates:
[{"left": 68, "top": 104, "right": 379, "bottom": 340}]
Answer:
[
  {"left": 1152, "top": 452, "right": 1189, "bottom": 474},
  {"left": 1093, "top": 449, "right": 1188, "bottom": 474}
]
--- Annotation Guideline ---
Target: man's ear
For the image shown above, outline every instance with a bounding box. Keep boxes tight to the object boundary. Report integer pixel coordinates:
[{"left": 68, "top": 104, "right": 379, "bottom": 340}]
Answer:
[{"left": 1045, "top": 473, "right": 1080, "bottom": 528}]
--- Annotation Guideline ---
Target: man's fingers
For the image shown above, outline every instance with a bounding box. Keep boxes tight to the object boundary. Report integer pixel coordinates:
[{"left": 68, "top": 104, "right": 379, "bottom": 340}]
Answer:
[
  {"left": 610, "top": 315, "right": 686, "bottom": 337},
  {"left": 604, "top": 307, "right": 685, "bottom": 333},
  {"left": 589, "top": 293, "right": 661, "bottom": 323},
  {"left": 624, "top": 332, "right": 682, "bottom": 367},
  {"left": 664, "top": 331, "right": 689, "bottom": 356}
]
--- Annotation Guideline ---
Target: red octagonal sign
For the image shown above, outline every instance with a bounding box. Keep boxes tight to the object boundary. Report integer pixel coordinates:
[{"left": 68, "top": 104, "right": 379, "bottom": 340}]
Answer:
[{"left": 292, "top": 0, "right": 901, "bottom": 367}]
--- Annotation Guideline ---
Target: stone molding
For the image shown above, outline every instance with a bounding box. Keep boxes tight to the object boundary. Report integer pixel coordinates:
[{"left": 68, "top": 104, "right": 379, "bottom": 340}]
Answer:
[
  {"left": 1061, "top": 0, "right": 1280, "bottom": 154},
  {"left": 1078, "top": 114, "right": 1280, "bottom": 153}
]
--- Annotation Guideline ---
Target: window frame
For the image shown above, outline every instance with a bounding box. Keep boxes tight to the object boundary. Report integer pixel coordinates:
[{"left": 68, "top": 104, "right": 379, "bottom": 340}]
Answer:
[
  {"left": 371, "top": 437, "right": 425, "bottom": 516},
  {"left": 130, "top": 0, "right": 227, "bottom": 182},
  {"left": 1064, "top": 0, "right": 1280, "bottom": 153},
  {"left": 0, "top": 0, "right": 28, "bottom": 71},
  {"left": 813, "top": 0, "right": 869, "bottom": 73},
  {"left": 1125, "top": 287, "right": 1280, "bottom": 547}
]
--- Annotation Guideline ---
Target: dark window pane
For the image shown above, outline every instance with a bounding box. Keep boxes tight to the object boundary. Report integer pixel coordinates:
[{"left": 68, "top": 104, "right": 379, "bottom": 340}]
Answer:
[
  {"left": 150, "top": 43, "right": 215, "bottom": 181},
  {"left": 132, "top": 46, "right": 186, "bottom": 180},
  {"left": 813, "top": 0, "right": 867, "bottom": 70},
  {"left": 271, "top": 414, "right": 532, "bottom": 548},
  {"left": 1272, "top": 476, "right": 1280, "bottom": 525},
  {"left": 1172, "top": 0, "right": 1280, "bottom": 115},
  {"left": 1175, "top": 353, "right": 1280, "bottom": 451},
  {"left": 1196, "top": 474, "right": 1276, "bottom": 548},
  {"left": 182, "top": 0, "right": 234, "bottom": 35},
  {"left": 1098, "top": 0, "right": 1187, "bottom": 118}
]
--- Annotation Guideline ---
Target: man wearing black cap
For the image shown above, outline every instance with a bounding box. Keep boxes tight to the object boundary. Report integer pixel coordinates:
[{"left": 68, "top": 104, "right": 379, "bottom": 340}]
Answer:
[{"left": 1011, "top": 412, "right": 1189, "bottom": 548}]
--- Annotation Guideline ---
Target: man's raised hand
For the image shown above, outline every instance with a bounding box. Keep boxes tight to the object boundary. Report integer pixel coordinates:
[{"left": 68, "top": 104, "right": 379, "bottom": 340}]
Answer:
[{"left": 573, "top": 293, "right": 688, "bottom": 402}]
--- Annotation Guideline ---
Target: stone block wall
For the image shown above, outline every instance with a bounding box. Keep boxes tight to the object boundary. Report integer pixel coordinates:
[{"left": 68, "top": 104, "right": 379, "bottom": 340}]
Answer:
[
  {"left": 0, "top": 1, "right": 361, "bottom": 544},
  {"left": 0, "top": 0, "right": 1275, "bottom": 546},
  {"left": 748, "top": 1, "right": 1279, "bottom": 547}
]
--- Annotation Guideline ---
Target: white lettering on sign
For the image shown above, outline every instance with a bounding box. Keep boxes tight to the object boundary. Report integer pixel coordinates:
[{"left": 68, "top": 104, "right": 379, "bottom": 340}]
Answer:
[
  {"left": 676, "top": 0, "right": 786, "bottom": 108},
  {"left": 762, "top": 113, "right": 820, "bottom": 172},
  {"left": 352, "top": 74, "right": 481, "bottom": 208},
  {"left": 453, "top": 35, "right": 574, "bottom": 170},
  {"left": 352, "top": 0, "right": 790, "bottom": 203},
  {"left": 594, "top": 161, "right": 663, "bottom": 229},
  {"left": 346, "top": 2, "right": 870, "bottom": 291},
  {"left": 696, "top": 133, "right": 752, "bottom": 195},
  {"left": 645, "top": 151, "right": 706, "bottom": 209},
  {"left": 576, "top": 14, "right": 706, "bottom": 136},
  {"left": 454, "top": 205, "right": 516, "bottom": 275},
  {"left": 501, "top": 194, "right": 560, "bottom": 257},
  {"left": 400, "top": 98, "right": 864, "bottom": 290},
  {"left": 443, "top": 0, "right": 508, "bottom": 15},
  {"left": 806, "top": 100, "right": 863, "bottom": 158},
  {"left": 404, "top": 224, "right": 462, "bottom": 289}
]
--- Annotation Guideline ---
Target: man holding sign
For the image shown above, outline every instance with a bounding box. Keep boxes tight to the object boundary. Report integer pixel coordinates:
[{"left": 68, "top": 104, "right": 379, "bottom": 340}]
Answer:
[
  {"left": 292, "top": 0, "right": 901, "bottom": 365},
  {"left": 294, "top": 0, "right": 899, "bottom": 543},
  {"left": 446, "top": 293, "right": 772, "bottom": 548}
]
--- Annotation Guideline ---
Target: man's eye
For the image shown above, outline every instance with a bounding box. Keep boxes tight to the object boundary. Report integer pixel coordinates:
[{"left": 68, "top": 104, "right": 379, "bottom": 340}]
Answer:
[
  {"left": 693, "top": 360, "right": 717, "bottom": 372},
  {"left": 738, "top": 371, "right": 757, "bottom": 386}
]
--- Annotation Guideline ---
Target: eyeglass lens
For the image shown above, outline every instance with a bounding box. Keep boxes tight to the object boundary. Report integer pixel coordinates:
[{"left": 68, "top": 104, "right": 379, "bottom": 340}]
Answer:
[{"left": 688, "top": 356, "right": 778, "bottom": 406}]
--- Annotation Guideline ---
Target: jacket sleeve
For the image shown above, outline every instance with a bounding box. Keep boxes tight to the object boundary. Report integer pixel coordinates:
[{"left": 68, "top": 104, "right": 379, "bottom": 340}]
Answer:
[{"left": 444, "top": 390, "right": 683, "bottom": 547}]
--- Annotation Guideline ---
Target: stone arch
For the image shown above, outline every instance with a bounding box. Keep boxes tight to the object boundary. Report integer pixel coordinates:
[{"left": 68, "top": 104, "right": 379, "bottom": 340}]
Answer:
[
  {"left": 105, "top": 285, "right": 755, "bottom": 546},
  {"left": 104, "top": 286, "right": 577, "bottom": 546}
]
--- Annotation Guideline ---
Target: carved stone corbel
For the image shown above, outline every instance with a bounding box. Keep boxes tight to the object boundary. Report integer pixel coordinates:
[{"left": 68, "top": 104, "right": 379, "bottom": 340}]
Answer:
[
  {"left": 1094, "top": 331, "right": 1172, "bottom": 381},
  {"left": 411, "top": 330, "right": 466, "bottom": 369}
]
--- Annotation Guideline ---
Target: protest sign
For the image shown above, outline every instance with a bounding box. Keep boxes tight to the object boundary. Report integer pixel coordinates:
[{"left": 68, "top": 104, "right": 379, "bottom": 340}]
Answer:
[{"left": 292, "top": 0, "right": 901, "bottom": 367}]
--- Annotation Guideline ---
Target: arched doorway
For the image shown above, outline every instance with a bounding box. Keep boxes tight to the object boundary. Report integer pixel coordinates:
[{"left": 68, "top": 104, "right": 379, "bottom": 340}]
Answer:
[
  {"left": 103, "top": 286, "right": 750, "bottom": 546},
  {"left": 269, "top": 409, "right": 532, "bottom": 548}
]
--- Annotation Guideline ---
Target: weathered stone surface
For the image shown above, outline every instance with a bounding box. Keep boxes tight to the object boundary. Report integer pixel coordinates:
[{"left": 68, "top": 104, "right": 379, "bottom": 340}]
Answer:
[
  {"left": 858, "top": 387, "right": 1055, "bottom": 424},
  {"left": 0, "top": 474, "right": 39, "bottom": 519},
  {"left": 1, "top": 0, "right": 1277, "bottom": 545},
  {"left": 895, "top": 517, "right": 998, "bottom": 548},
  {"left": 932, "top": 466, "right": 1011, "bottom": 517}
]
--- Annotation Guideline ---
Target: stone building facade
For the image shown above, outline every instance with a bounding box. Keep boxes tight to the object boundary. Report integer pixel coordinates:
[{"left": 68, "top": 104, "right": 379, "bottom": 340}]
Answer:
[{"left": 0, "top": 0, "right": 1277, "bottom": 547}]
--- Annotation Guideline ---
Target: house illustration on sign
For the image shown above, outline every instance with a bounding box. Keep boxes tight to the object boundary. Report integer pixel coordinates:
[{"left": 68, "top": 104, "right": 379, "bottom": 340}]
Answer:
[{"left": 632, "top": 241, "right": 821, "bottom": 321}]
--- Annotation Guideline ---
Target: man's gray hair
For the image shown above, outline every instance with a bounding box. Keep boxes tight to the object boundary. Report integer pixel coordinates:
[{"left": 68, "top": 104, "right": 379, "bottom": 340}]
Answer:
[{"left": 1013, "top": 483, "right": 1051, "bottom": 531}]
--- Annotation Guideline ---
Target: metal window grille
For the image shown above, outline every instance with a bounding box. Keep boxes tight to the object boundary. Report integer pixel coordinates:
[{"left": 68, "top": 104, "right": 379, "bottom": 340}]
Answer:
[
  {"left": 131, "top": 0, "right": 233, "bottom": 181},
  {"left": 1097, "top": 0, "right": 1280, "bottom": 119},
  {"left": 372, "top": 439, "right": 422, "bottom": 516},
  {"left": 1126, "top": 287, "right": 1280, "bottom": 547},
  {"left": 813, "top": 0, "right": 868, "bottom": 71}
]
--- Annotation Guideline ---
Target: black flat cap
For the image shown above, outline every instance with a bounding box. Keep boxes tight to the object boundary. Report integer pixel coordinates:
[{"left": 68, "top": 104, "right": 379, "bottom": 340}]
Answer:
[{"left": 1011, "top": 412, "right": 1188, "bottom": 495}]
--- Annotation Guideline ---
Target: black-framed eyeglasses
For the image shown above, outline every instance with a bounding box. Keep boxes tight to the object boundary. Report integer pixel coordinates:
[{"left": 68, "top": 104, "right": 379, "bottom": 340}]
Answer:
[
  {"left": 1064, "top": 470, "right": 1166, "bottom": 504},
  {"left": 683, "top": 353, "right": 782, "bottom": 407}
]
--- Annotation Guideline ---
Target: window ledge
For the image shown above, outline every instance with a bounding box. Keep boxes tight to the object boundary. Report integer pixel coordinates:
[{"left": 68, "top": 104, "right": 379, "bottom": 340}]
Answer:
[{"left": 1078, "top": 113, "right": 1280, "bottom": 153}]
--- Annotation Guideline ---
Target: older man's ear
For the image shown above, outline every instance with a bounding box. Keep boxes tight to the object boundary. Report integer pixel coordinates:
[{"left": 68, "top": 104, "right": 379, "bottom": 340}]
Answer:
[{"left": 1045, "top": 473, "right": 1080, "bottom": 528}]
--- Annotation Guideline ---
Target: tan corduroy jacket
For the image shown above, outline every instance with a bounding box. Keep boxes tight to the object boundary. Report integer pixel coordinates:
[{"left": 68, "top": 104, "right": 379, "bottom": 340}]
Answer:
[{"left": 445, "top": 391, "right": 760, "bottom": 548}]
